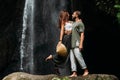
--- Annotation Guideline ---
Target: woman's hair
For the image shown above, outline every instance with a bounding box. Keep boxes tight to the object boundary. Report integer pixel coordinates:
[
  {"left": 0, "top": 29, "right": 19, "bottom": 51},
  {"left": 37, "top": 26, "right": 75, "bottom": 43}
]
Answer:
[{"left": 58, "top": 10, "right": 69, "bottom": 29}]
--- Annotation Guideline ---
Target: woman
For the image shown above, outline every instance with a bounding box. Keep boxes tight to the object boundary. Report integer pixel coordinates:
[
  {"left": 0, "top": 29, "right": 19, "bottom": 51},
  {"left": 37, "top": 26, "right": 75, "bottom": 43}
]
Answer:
[{"left": 45, "top": 10, "right": 73, "bottom": 76}]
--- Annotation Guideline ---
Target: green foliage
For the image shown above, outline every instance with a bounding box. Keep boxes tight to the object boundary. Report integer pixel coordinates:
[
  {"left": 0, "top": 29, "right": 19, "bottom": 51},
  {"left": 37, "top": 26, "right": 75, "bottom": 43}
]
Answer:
[
  {"left": 95, "top": 0, "right": 120, "bottom": 24},
  {"left": 95, "top": 0, "right": 115, "bottom": 16},
  {"left": 114, "top": 0, "right": 120, "bottom": 24},
  {"left": 114, "top": 5, "right": 120, "bottom": 9},
  {"left": 52, "top": 76, "right": 70, "bottom": 80}
]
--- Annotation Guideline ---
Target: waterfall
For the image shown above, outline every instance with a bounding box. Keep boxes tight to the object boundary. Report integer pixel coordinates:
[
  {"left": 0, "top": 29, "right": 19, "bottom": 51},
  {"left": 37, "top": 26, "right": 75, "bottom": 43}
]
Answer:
[
  {"left": 20, "top": 0, "right": 34, "bottom": 73},
  {"left": 19, "top": 0, "right": 67, "bottom": 74}
]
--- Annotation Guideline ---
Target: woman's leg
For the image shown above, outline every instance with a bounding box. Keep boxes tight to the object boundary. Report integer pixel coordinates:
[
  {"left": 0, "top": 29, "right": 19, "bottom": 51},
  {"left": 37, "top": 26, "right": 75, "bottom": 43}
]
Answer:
[{"left": 45, "top": 55, "right": 53, "bottom": 61}]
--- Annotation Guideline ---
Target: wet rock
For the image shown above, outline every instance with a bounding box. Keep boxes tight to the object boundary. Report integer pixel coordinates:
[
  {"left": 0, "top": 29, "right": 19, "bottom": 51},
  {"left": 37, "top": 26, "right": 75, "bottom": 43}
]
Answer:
[
  {"left": 2, "top": 72, "right": 57, "bottom": 80},
  {"left": 2, "top": 72, "right": 119, "bottom": 80}
]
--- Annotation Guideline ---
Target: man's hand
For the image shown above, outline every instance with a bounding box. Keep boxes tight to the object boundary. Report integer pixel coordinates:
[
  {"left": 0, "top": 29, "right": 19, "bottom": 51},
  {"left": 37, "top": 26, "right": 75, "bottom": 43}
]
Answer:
[{"left": 79, "top": 44, "right": 83, "bottom": 51}]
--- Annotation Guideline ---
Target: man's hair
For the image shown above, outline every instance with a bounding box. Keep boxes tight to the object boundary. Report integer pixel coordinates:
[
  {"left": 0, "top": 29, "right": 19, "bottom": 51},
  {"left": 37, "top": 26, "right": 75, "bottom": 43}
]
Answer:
[{"left": 74, "top": 10, "right": 81, "bottom": 17}]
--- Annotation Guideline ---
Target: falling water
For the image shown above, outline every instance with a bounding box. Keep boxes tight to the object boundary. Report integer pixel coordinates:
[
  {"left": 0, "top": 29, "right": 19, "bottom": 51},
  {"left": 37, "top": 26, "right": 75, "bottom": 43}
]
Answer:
[
  {"left": 19, "top": 0, "right": 68, "bottom": 75},
  {"left": 20, "top": 0, "right": 34, "bottom": 73}
]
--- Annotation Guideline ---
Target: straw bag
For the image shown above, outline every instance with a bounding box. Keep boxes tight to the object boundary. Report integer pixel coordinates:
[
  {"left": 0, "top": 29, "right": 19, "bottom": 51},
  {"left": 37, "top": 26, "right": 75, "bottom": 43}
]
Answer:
[{"left": 56, "top": 43, "right": 67, "bottom": 57}]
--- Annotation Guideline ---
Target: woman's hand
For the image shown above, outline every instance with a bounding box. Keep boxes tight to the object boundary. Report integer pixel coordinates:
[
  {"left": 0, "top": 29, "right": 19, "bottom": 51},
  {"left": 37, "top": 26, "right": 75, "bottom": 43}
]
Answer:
[{"left": 58, "top": 41, "right": 62, "bottom": 46}]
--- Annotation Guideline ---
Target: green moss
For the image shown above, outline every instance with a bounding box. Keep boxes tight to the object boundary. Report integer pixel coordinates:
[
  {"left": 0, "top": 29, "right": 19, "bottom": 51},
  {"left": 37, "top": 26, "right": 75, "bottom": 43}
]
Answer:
[{"left": 52, "top": 76, "right": 70, "bottom": 80}]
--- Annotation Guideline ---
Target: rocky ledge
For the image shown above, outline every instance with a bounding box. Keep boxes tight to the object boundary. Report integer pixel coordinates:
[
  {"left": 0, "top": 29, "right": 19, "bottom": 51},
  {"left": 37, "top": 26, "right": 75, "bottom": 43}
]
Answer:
[{"left": 2, "top": 72, "right": 119, "bottom": 80}]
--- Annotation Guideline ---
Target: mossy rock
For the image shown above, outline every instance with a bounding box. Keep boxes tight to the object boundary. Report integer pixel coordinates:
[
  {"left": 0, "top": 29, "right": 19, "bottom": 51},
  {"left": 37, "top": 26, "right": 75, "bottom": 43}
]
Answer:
[{"left": 2, "top": 72, "right": 119, "bottom": 80}]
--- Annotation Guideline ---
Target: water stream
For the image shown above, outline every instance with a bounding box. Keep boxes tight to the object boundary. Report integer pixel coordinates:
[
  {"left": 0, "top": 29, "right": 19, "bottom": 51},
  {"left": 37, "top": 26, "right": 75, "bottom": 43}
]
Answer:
[{"left": 20, "top": 0, "right": 34, "bottom": 73}]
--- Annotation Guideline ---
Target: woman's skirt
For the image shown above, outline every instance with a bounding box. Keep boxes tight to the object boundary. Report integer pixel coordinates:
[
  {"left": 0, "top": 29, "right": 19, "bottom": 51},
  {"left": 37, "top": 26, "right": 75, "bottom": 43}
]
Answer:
[
  {"left": 52, "top": 33, "right": 71, "bottom": 64},
  {"left": 52, "top": 34, "right": 72, "bottom": 76}
]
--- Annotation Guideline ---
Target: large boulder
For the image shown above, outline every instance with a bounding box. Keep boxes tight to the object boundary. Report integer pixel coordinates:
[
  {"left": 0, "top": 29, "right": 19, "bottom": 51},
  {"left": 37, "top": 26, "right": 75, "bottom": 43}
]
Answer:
[{"left": 2, "top": 72, "right": 119, "bottom": 80}]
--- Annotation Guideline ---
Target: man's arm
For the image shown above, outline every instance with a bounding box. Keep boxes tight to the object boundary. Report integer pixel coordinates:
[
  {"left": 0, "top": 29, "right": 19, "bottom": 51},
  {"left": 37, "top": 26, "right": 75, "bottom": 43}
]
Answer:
[{"left": 79, "top": 32, "right": 84, "bottom": 50}]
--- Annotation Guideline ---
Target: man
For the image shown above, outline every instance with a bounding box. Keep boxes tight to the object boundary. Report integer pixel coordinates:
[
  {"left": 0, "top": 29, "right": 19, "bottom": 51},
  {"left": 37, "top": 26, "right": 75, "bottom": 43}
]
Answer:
[{"left": 69, "top": 10, "right": 89, "bottom": 77}]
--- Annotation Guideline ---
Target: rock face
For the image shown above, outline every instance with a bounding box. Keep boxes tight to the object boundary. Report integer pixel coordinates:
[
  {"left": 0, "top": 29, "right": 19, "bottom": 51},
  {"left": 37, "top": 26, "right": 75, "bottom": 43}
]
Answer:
[
  {"left": 2, "top": 72, "right": 119, "bottom": 80},
  {"left": 0, "top": 0, "right": 120, "bottom": 80},
  {"left": 0, "top": 0, "right": 25, "bottom": 78}
]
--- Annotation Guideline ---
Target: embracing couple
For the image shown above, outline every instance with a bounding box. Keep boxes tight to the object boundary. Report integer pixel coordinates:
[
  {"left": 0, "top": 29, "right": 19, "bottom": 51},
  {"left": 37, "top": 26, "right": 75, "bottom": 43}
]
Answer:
[{"left": 45, "top": 10, "right": 89, "bottom": 77}]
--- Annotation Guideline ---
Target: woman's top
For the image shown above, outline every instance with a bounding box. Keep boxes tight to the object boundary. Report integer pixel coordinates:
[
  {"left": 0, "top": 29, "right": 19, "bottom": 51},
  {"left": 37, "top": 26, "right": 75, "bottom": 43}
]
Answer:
[{"left": 64, "top": 22, "right": 73, "bottom": 31}]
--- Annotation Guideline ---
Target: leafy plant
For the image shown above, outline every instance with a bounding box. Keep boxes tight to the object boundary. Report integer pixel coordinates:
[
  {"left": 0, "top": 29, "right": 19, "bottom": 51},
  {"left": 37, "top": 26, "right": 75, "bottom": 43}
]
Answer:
[
  {"left": 114, "top": 0, "right": 120, "bottom": 24},
  {"left": 95, "top": 0, "right": 120, "bottom": 24}
]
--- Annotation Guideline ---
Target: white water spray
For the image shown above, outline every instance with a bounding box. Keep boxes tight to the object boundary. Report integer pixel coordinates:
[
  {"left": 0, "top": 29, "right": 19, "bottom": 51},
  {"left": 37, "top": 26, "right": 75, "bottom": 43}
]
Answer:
[{"left": 20, "top": 0, "right": 34, "bottom": 73}]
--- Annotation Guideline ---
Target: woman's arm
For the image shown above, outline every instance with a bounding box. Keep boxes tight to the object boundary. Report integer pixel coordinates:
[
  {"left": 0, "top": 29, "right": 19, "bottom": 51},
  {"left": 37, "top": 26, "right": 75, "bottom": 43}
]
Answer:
[{"left": 59, "top": 21, "right": 64, "bottom": 43}]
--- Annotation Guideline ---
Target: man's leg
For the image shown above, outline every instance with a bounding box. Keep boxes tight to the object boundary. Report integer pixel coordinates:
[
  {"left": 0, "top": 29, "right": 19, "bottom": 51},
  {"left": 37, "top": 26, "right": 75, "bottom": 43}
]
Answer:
[
  {"left": 73, "top": 48, "right": 87, "bottom": 69},
  {"left": 73, "top": 48, "right": 89, "bottom": 76},
  {"left": 69, "top": 49, "right": 77, "bottom": 77}
]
